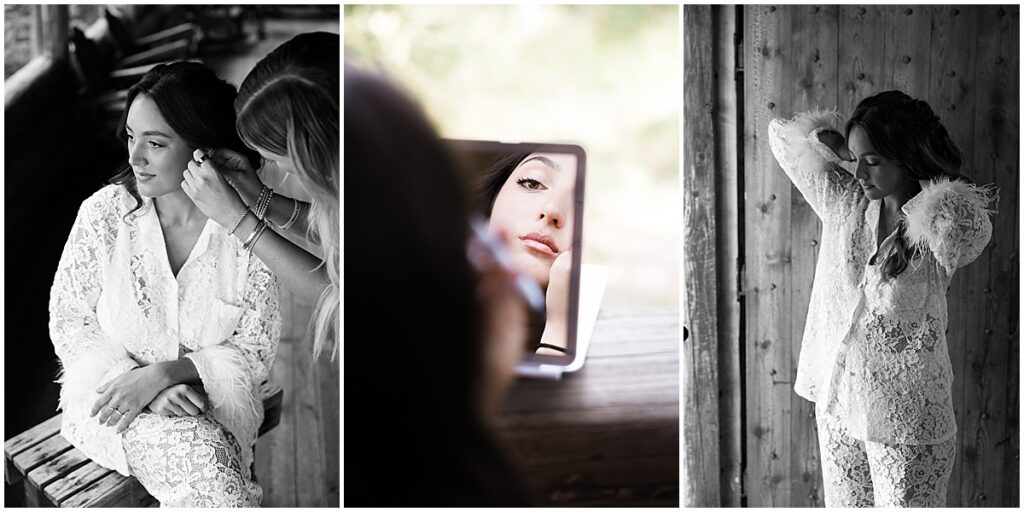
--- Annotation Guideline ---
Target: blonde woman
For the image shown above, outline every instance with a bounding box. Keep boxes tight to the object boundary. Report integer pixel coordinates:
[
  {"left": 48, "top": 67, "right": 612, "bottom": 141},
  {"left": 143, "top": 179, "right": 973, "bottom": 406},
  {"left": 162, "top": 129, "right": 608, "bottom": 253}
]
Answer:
[{"left": 184, "top": 32, "right": 339, "bottom": 359}]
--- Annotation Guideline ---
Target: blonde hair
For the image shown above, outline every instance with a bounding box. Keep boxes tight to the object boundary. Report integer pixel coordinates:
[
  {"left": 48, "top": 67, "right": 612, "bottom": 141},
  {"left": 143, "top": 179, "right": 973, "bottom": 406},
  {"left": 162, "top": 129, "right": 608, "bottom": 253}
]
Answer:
[{"left": 236, "top": 32, "right": 339, "bottom": 359}]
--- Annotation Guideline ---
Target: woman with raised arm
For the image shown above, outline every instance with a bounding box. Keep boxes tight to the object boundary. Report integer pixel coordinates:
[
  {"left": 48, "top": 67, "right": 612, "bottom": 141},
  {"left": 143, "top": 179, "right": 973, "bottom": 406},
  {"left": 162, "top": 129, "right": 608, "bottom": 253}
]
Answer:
[
  {"left": 768, "top": 90, "right": 995, "bottom": 507},
  {"left": 182, "top": 32, "right": 339, "bottom": 359}
]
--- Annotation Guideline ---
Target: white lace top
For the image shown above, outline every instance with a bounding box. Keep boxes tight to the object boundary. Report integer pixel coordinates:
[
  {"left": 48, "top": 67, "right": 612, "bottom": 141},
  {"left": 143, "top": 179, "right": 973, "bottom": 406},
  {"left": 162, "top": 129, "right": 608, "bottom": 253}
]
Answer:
[
  {"left": 49, "top": 184, "right": 281, "bottom": 477},
  {"left": 768, "top": 110, "right": 994, "bottom": 445}
]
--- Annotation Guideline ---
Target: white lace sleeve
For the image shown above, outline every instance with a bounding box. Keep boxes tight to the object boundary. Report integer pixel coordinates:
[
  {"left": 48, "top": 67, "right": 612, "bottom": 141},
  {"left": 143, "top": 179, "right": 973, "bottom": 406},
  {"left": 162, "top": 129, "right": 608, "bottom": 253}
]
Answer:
[
  {"left": 768, "top": 109, "right": 858, "bottom": 220},
  {"left": 903, "top": 177, "right": 995, "bottom": 274},
  {"left": 184, "top": 254, "right": 280, "bottom": 467},
  {"left": 49, "top": 191, "right": 139, "bottom": 401}
]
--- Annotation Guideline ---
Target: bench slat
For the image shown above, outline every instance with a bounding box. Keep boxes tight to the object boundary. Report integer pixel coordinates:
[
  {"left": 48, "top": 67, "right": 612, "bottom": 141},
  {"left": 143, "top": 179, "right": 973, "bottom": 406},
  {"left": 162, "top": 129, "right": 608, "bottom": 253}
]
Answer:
[
  {"left": 45, "top": 460, "right": 113, "bottom": 505},
  {"left": 5, "top": 414, "right": 62, "bottom": 458},
  {"left": 117, "top": 39, "right": 189, "bottom": 68},
  {"left": 62, "top": 470, "right": 155, "bottom": 508},
  {"left": 28, "top": 446, "right": 92, "bottom": 492},
  {"left": 12, "top": 433, "right": 73, "bottom": 477}
]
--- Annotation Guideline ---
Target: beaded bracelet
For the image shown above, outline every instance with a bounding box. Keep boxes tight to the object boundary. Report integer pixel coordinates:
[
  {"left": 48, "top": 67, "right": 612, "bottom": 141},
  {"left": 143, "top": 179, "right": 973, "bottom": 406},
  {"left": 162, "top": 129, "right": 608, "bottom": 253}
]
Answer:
[
  {"left": 255, "top": 186, "right": 274, "bottom": 221},
  {"left": 227, "top": 208, "right": 250, "bottom": 236},
  {"left": 279, "top": 197, "right": 301, "bottom": 230}
]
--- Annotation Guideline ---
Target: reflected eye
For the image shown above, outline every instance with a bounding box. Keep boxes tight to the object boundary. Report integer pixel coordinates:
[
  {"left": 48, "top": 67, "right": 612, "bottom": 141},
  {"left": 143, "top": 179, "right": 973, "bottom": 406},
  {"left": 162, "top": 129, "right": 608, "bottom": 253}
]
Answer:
[
  {"left": 516, "top": 177, "right": 545, "bottom": 191},
  {"left": 147, "top": 141, "right": 163, "bottom": 148}
]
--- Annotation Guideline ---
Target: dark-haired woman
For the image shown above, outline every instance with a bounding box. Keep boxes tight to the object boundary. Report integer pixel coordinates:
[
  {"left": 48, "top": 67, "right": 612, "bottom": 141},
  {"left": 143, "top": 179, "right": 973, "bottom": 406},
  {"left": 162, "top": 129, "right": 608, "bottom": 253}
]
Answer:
[
  {"left": 49, "top": 62, "right": 280, "bottom": 506},
  {"left": 183, "top": 31, "right": 339, "bottom": 359},
  {"left": 345, "top": 65, "right": 532, "bottom": 506},
  {"left": 478, "top": 151, "right": 576, "bottom": 354},
  {"left": 768, "top": 91, "right": 994, "bottom": 507}
]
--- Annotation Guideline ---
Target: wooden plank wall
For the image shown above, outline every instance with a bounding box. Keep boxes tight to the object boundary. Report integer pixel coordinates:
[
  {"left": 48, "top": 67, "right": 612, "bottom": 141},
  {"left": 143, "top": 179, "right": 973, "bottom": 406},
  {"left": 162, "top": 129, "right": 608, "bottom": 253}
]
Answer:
[
  {"left": 711, "top": 6, "right": 743, "bottom": 508},
  {"left": 741, "top": 5, "right": 1019, "bottom": 507},
  {"left": 682, "top": 5, "right": 722, "bottom": 507}
]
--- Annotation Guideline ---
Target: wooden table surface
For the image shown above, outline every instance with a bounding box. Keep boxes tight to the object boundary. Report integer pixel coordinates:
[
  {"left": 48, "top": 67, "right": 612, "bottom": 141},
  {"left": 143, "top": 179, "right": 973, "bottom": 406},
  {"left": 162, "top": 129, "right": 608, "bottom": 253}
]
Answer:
[{"left": 495, "top": 307, "right": 679, "bottom": 507}]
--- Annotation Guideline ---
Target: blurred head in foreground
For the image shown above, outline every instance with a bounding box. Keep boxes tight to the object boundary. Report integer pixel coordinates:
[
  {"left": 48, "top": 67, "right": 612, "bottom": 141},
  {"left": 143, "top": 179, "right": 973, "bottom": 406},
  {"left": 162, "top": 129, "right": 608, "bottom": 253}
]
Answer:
[{"left": 344, "top": 64, "right": 530, "bottom": 506}]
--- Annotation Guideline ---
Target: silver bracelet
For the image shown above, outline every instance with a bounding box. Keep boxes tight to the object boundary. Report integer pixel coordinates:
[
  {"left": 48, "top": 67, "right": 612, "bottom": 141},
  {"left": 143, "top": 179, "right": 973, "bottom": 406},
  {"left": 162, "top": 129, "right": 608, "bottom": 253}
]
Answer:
[
  {"left": 242, "top": 219, "right": 264, "bottom": 251},
  {"left": 279, "top": 197, "right": 301, "bottom": 230},
  {"left": 244, "top": 219, "right": 270, "bottom": 254}
]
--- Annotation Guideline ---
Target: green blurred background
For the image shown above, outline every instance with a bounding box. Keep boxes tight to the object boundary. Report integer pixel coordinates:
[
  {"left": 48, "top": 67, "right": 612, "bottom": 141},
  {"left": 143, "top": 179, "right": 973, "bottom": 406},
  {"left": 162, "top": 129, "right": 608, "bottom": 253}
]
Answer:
[{"left": 345, "top": 4, "right": 679, "bottom": 308}]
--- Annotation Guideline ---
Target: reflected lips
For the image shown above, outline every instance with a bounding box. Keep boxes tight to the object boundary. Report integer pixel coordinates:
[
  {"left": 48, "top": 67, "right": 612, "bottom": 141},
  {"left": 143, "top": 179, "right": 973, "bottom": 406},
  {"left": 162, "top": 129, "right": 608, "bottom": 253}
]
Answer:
[
  {"left": 520, "top": 232, "right": 559, "bottom": 256},
  {"left": 135, "top": 171, "right": 156, "bottom": 183}
]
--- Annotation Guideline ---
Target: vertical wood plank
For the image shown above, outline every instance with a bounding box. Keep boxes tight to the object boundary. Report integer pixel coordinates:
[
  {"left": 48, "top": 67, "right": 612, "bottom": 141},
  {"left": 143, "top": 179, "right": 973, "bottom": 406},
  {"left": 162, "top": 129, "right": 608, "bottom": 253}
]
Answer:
[
  {"left": 712, "top": 5, "right": 743, "bottom": 507},
  {"left": 744, "top": 5, "right": 793, "bottom": 507},
  {"left": 962, "top": 5, "right": 1019, "bottom": 507},
  {"left": 883, "top": 5, "right": 933, "bottom": 101},
  {"left": 261, "top": 334, "right": 295, "bottom": 505},
  {"left": 837, "top": 6, "right": 888, "bottom": 114},
  {"left": 999, "top": 11, "right": 1020, "bottom": 504},
  {"left": 682, "top": 5, "right": 722, "bottom": 507}
]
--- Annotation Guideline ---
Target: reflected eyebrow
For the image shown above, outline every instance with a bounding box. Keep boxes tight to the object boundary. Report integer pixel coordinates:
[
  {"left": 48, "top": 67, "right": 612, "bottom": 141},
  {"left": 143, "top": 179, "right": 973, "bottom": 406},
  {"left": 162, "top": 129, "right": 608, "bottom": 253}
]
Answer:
[
  {"left": 520, "top": 155, "right": 560, "bottom": 171},
  {"left": 126, "top": 125, "right": 172, "bottom": 138}
]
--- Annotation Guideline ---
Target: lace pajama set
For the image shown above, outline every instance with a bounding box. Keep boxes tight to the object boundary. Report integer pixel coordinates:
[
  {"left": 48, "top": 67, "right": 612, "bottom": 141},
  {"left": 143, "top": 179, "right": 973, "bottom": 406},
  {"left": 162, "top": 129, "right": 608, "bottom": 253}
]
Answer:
[
  {"left": 769, "top": 111, "right": 993, "bottom": 507},
  {"left": 49, "top": 185, "right": 281, "bottom": 507}
]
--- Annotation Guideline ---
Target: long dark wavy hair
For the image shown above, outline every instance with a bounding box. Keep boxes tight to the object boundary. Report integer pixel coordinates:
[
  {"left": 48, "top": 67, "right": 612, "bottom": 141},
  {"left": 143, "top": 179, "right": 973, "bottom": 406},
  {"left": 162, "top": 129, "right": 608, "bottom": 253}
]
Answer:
[
  {"left": 845, "top": 90, "right": 965, "bottom": 280},
  {"left": 109, "top": 61, "right": 259, "bottom": 220},
  {"left": 235, "top": 32, "right": 339, "bottom": 360},
  {"left": 345, "top": 65, "right": 530, "bottom": 506}
]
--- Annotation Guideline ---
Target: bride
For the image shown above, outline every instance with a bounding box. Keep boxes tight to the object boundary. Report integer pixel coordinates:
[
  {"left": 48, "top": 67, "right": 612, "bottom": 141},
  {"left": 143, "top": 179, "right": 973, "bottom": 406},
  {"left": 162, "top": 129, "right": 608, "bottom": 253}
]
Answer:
[{"left": 49, "top": 61, "right": 280, "bottom": 506}]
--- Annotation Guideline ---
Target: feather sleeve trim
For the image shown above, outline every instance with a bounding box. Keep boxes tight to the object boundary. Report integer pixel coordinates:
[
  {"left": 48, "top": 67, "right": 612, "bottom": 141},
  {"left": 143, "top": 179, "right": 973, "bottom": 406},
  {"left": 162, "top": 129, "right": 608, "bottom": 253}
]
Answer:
[
  {"left": 185, "top": 344, "right": 262, "bottom": 476},
  {"left": 902, "top": 176, "right": 997, "bottom": 273},
  {"left": 56, "top": 345, "right": 139, "bottom": 475},
  {"left": 768, "top": 108, "right": 846, "bottom": 170}
]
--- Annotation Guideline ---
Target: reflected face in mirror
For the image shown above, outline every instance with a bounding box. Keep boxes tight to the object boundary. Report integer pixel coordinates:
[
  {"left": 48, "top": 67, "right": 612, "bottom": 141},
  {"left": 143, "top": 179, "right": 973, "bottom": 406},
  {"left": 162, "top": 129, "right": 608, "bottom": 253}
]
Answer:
[{"left": 487, "top": 152, "right": 576, "bottom": 289}]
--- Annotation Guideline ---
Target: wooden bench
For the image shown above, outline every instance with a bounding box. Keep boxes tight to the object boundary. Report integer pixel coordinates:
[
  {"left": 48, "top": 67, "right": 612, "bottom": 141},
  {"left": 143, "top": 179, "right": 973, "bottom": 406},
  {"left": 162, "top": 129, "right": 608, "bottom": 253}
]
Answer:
[{"left": 5, "top": 383, "right": 283, "bottom": 507}]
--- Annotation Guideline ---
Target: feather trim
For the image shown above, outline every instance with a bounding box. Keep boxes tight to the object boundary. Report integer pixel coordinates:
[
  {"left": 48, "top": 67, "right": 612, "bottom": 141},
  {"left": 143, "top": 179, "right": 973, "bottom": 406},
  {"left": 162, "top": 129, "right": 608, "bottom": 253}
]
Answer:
[
  {"left": 56, "top": 344, "right": 138, "bottom": 411},
  {"left": 769, "top": 108, "right": 846, "bottom": 169},
  {"left": 185, "top": 344, "right": 262, "bottom": 476},
  {"left": 902, "top": 176, "right": 997, "bottom": 272},
  {"left": 55, "top": 345, "right": 138, "bottom": 476}
]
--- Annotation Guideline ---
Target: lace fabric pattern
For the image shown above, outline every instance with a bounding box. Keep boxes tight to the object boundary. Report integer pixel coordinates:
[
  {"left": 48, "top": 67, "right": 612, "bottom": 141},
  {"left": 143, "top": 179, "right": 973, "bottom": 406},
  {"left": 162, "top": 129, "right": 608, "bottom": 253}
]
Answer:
[
  {"left": 48, "top": 184, "right": 281, "bottom": 502},
  {"left": 768, "top": 111, "right": 994, "bottom": 445},
  {"left": 817, "top": 404, "right": 956, "bottom": 507},
  {"left": 123, "top": 413, "right": 261, "bottom": 507}
]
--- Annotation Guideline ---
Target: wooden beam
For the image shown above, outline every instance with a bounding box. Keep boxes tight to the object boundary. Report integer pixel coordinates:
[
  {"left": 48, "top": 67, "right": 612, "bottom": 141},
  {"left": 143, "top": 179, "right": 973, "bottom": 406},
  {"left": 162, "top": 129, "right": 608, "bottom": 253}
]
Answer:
[
  {"left": 682, "top": 5, "right": 722, "bottom": 507},
  {"left": 44, "top": 5, "right": 69, "bottom": 60},
  {"left": 712, "top": 5, "right": 743, "bottom": 507}
]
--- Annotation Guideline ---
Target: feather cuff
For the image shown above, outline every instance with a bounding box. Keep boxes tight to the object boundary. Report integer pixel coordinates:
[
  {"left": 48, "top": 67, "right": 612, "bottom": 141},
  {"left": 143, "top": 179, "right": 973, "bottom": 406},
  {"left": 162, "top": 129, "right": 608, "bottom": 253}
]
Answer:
[{"left": 902, "top": 176, "right": 997, "bottom": 272}]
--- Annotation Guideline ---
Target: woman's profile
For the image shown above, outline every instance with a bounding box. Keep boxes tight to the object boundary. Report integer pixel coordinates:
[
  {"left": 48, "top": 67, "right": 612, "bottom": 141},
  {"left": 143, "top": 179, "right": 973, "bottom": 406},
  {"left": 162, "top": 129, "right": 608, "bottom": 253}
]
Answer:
[
  {"left": 181, "top": 32, "right": 339, "bottom": 359},
  {"left": 49, "top": 61, "right": 280, "bottom": 507},
  {"left": 478, "top": 152, "right": 576, "bottom": 354},
  {"left": 768, "top": 90, "right": 994, "bottom": 507}
]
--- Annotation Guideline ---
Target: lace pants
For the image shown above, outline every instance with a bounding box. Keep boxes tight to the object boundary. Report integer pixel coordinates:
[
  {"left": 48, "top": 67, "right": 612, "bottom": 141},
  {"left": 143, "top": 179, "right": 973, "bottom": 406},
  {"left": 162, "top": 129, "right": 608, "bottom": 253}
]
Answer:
[
  {"left": 816, "top": 406, "right": 955, "bottom": 507},
  {"left": 122, "top": 413, "right": 262, "bottom": 507}
]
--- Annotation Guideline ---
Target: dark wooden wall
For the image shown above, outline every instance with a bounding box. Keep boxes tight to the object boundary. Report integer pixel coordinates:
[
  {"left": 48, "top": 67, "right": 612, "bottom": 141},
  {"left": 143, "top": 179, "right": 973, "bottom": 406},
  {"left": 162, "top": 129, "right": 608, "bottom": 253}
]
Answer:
[{"left": 742, "top": 5, "right": 1019, "bottom": 507}]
